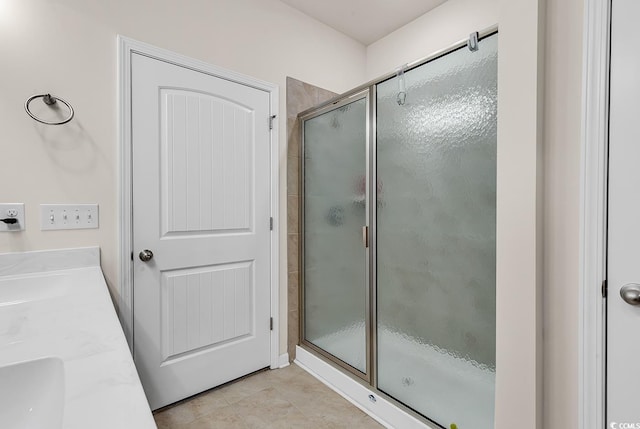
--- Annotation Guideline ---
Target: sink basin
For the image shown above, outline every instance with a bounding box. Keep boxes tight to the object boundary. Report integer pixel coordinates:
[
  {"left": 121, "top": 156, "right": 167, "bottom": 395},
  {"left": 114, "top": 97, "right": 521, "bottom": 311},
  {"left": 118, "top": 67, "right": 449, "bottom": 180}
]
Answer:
[
  {"left": 0, "top": 273, "right": 72, "bottom": 306},
  {"left": 0, "top": 357, "right": 65, "bottom": 429}
]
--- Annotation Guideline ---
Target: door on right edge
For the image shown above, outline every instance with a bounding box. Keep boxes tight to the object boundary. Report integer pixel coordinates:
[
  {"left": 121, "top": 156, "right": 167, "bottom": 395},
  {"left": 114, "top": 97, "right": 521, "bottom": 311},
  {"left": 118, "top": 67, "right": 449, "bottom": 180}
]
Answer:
[{"left": 608, "top": 0, "right": 640, "bottom": 425}]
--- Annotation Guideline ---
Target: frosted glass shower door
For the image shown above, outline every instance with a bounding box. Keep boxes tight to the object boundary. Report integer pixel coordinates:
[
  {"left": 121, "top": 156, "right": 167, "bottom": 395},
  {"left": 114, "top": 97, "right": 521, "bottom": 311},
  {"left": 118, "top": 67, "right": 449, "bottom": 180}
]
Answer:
[
  {"left": 302, "top": 94, "right": 369, "bottom": 374},
  {"left": 376, "top": 33, "right": 497, "bottom": 428}
]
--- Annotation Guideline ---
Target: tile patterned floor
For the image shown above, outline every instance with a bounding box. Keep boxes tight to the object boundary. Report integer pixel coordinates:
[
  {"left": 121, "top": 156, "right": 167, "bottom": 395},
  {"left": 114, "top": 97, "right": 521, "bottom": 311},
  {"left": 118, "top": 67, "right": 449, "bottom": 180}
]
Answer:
[{"left": 153, "top": 363, "right": 384, "bottom": 428}]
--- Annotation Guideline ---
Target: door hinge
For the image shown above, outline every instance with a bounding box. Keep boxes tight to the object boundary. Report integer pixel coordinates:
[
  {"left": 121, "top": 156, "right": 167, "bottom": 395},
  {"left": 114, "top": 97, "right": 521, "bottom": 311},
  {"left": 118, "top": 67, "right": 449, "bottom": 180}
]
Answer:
[
  {"left": 269, "top": 114, "right": 277, "bottom": 130},
  {"left": 602, "top": 279, "right": 608, "bottom": 298},
  {"left": 270, "top": 217, "right": 273, "bottom": 231},
  {"left": 270, "top": 317, "right": 273, "bottom": 331}
]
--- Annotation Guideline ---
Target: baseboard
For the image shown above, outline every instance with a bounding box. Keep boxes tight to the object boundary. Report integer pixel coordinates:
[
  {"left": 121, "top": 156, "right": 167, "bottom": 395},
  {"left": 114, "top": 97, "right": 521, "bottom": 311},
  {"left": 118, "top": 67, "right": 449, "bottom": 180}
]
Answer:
[
  {"left": 277, "top": 353, "right": 290, "bottom": 369},
  {"left": 294, "top": 346, "right": 433, "bottom": 429}
]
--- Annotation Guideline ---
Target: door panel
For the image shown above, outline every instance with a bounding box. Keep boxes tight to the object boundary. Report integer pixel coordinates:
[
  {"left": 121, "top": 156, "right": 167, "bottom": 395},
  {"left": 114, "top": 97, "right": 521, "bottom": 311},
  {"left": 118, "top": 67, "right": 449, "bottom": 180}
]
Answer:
[
  {"left": 608, "top": 0, "right": 640, "bottom": 424},
  {"left": 160, "top": 262, "right": 253, "bottom": 362},
  {"left": 161, "top": 89, "right": 253, "bottom": 235},
  {"left": 132, "top": 53, "right": 271, "bottom": 410},
  {"left": 301, "top": 95, "right": 369, "bottom": 375}
]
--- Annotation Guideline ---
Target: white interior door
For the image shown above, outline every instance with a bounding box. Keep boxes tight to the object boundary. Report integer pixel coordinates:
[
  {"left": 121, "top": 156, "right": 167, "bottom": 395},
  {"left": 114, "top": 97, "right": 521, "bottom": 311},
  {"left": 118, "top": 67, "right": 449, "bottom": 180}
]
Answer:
[
  {"left": 608, "top": 0, "right": 640, "bottom": 425},
  {"left": 131, "top": 52, "right": 272, "bottom": 410}
]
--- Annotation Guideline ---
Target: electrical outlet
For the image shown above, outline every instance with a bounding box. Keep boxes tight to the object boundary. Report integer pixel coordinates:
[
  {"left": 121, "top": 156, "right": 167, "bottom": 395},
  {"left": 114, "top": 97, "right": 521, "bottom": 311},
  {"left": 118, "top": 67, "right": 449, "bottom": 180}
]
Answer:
[
  {"left": 0, "top": 203, "right": 25, "bottom": 232},
  {"left": 40, "top": 204, "right": 99, "bottom": 230}
]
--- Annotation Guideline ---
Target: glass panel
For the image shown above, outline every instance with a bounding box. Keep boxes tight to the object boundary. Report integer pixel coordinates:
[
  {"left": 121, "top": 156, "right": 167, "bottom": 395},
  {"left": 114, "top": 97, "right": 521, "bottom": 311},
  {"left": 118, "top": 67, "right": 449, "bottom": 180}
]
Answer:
[
  {"left": 376, "top": 33, "right": 497, "bottom": 429},
  {"left": 303, "top": 96, "right": 368, "bottom": 373}
]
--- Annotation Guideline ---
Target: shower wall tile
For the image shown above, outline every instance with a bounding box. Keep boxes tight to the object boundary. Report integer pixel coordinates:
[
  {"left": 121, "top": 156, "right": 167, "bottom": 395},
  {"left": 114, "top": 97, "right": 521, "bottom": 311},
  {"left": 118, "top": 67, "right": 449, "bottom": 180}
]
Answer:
[
  {"left": 286, "top": 77, "right": 336, "bottom": 362},
  {"left": 287, "top": 196, "right": 298, "bottom": 234},
  {"left": 287, "top": 156, "right": 299, "bottom": 196},
  {"left": 286, "top": 78, "right": 317, "bottom": 120},
  {"left": 288, "top": 271, "right": 299, "bottom": 312},
  {"left": 287, "top": 119, "right": 300, "bottom": 158},
  {"left": 287, "top": 233, "right": 299, "bottom": 273},
  {"left": 287, "top": 309, "right": 299, "bottom": 360},
  {"left": 316, "top": 87, "right": 337, "bottom": 105}
]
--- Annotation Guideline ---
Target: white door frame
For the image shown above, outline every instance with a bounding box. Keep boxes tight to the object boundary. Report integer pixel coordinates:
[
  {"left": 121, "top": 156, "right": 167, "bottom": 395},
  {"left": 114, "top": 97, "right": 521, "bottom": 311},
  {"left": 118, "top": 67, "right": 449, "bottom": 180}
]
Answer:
[
  {"left": 117, "top": 36, "right": 281, "bottom": 369},
  {"left": 579, "top": 0, "right": 610, "bottom": 427}
]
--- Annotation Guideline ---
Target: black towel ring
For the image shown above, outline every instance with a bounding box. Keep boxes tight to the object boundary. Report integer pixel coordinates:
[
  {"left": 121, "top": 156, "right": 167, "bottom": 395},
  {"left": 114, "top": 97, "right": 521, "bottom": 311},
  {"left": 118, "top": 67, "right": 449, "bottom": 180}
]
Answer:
[{"left": 25, "top": 93, "right": 74, "bottom": 125}]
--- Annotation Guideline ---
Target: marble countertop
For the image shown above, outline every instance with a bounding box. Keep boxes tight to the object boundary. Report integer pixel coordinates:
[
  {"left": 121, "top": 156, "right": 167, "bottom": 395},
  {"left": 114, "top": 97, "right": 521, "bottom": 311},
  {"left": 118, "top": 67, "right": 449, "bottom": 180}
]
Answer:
[{"left": 0, "top": 247, "right": 156, "bottom": 429}]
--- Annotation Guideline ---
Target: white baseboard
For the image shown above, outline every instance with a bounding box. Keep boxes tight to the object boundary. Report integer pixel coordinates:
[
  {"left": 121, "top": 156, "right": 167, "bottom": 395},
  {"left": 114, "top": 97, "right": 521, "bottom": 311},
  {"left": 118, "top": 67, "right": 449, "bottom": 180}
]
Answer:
[
  {"left": 277, "top": 353, "right": 290, "bottom": 369},
  {"left": 294, "top": 346, "right": 434, "bottom": 429}
]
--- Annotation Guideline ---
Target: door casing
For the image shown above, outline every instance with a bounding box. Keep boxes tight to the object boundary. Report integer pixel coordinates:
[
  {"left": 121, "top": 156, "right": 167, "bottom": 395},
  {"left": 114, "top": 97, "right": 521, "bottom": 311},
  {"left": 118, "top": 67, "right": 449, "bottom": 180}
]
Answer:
[
  {"left": 580, "top": 0, "right": 610, "bottom": 428},
  {"left": 117, "top": 35, "right": 281, "bottom": 369}
]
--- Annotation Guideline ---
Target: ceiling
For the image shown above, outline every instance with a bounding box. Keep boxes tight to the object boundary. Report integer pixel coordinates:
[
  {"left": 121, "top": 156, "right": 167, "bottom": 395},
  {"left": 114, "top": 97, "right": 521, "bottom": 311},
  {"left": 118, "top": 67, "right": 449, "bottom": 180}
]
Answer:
[{"left": 279, "top": 0, "right": 448, "bottom": 45}]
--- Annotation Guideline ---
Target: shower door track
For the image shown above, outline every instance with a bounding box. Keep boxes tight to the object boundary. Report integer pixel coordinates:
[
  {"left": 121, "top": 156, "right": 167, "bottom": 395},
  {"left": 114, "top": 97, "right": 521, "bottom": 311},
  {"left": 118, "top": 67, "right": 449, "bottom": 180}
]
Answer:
[{"left": 296, "top": 26, "right": 498, "bottom": 120}]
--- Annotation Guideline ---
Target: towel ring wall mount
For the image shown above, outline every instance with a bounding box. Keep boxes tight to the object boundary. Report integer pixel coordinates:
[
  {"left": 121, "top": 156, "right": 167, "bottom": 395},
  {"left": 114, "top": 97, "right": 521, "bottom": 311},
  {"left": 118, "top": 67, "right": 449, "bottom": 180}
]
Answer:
[{"left": 25, "top": 93, "right": 74, "bottom": 125}]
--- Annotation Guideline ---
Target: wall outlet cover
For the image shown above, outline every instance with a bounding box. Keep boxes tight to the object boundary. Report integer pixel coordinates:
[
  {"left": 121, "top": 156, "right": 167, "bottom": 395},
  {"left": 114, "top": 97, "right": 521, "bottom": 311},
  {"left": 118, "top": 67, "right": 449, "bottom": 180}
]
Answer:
[{"left": 0, "top": 203, "right": 25, "bottom": 232}]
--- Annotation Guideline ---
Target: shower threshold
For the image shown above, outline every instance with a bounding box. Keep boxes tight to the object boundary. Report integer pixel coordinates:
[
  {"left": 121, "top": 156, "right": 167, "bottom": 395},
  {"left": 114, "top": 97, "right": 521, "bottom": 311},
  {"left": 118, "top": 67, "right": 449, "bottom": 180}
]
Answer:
[
  {"left": 296, "top": 346, "right": 430, "bottom": 429},
  {"left": 296, "top": 325, "right": 495, "bottom": 429}
]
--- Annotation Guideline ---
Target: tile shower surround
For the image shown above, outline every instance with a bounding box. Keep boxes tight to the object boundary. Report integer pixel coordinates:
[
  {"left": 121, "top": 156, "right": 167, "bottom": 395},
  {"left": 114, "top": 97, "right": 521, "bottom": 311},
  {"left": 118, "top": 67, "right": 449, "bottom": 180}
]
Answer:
[{"left": 286, "top": 77, "right": 337, "bottom": 361}]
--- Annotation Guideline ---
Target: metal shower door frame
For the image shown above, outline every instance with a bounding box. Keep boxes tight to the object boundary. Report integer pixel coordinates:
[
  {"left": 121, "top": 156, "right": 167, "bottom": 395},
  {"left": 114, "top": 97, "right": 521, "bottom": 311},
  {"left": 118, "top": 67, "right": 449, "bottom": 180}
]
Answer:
[
  {"left": 298, "top": 25, "right": 499, "bottom": 428},
  {"left": 298, "top": 88, "right": 372, "bottom": 382}
]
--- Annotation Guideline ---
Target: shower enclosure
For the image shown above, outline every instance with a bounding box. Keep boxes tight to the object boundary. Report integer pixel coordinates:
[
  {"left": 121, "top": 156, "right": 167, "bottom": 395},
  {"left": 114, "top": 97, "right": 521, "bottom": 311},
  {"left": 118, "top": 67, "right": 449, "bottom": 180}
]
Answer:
[{"left": 299, "top": 29, "right": 497, "bottom": 429}]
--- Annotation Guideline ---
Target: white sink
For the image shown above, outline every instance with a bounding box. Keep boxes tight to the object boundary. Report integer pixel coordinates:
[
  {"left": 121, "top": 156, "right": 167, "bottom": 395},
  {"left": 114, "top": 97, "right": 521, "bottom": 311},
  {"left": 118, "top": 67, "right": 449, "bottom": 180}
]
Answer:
[
  {"left": 0, "top": 357, "right": 65, "bottom": 429},
  {"left": 0, "top": 273, "right": 72, "bottom": 306}
]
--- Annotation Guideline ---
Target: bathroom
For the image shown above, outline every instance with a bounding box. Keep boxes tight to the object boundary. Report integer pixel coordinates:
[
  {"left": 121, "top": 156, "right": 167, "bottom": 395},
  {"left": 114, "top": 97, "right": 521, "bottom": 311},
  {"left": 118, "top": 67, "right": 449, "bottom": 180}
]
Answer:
[{"left": 0, "top": 0, "right": 632, "bottom": 428}]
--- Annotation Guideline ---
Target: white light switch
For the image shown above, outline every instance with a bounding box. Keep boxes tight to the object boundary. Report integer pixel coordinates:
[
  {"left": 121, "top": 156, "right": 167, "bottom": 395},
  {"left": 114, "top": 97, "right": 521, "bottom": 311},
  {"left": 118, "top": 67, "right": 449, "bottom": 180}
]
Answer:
[
  {"left": 0, "top": 203, "right": 25, "bottom": 232},
  {"left": 40, "top": 204, "right": 99, "bottom": 230}
]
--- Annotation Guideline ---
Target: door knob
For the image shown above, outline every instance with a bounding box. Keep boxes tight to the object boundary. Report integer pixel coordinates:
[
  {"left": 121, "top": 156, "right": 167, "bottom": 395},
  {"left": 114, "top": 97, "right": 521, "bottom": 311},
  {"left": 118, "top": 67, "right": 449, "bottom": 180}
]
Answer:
[
  {"left": 139, "top": 249, "right": 154, "bottom": 262},
  {"left": 620, "top": 283, "right": 640, "bottom": 306}
]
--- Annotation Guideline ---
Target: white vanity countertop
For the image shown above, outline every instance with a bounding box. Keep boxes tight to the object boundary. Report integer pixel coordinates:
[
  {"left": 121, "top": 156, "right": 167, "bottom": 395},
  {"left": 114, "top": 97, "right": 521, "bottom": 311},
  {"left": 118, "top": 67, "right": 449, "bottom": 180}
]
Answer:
[{"left": 0, "top": 248, "right": 156, "bottom": 429}]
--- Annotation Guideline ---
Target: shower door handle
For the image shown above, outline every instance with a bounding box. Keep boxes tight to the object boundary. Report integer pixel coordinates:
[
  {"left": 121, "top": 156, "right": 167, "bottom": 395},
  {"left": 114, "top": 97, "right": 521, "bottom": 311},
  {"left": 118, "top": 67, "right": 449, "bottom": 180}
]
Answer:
[{"left": 362, "top": 226, "right": 369, "bottom": 248}]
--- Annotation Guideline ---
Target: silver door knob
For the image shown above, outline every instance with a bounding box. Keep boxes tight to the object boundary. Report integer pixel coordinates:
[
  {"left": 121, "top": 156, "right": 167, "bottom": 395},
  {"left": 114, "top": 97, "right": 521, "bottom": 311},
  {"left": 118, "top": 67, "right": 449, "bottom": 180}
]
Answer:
[
  {"left": 139, "top": 249, "right": 154, "bottom": 262},
  {"left": 620, "top": 283, "right": 640, "bottom": 306}
]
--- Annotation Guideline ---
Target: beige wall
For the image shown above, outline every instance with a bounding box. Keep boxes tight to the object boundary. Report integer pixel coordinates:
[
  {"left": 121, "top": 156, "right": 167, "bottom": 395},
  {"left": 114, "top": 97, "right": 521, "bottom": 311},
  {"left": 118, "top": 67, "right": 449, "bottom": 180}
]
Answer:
[
  {"left": 0, "top": 0, "right": 366, "bottom": 355},
  {"left": 365, "top": 0, "right": 499, "bottom": 80},
  {"left": 543, "top": 0, "right": 584, "bottom": 428},
  {"left": 496, "top": 0, "right": 546, "bottom": 426}
]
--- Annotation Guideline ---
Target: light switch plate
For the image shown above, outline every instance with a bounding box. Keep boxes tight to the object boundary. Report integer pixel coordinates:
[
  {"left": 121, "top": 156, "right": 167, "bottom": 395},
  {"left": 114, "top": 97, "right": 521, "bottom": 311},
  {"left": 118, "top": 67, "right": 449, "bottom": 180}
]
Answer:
[
  {"left": 40, "top": 204, "right": 99, "bottom": 230},
  {"left": 0, "top": 203, "right": 25, "bottom": 232}
]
